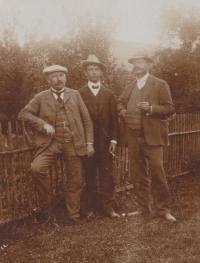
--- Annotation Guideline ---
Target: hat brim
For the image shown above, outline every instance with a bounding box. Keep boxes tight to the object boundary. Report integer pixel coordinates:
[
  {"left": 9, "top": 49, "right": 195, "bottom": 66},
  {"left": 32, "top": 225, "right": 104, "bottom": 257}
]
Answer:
[
  {"left": 128, "top": 56, "right": 153, "bottom": 64},
  {"left": 81, "top": 61, "right": 107, "bottom": 72}
]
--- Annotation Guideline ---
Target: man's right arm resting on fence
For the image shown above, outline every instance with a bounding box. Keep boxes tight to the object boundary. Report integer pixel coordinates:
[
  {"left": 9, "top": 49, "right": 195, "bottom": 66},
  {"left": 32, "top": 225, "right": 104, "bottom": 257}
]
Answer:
[{"left": 18, "top": 94, "right": 50, "bottom": 133}]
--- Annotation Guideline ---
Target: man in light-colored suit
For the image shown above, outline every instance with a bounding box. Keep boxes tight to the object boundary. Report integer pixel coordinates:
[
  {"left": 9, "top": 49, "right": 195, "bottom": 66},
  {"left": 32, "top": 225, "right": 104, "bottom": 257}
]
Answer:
[
  {"left": 18, "top": 65, "right": 94, "bottom": 224},
  {"left": 117, "top": 49, "right": 176, "bottom": 221}
]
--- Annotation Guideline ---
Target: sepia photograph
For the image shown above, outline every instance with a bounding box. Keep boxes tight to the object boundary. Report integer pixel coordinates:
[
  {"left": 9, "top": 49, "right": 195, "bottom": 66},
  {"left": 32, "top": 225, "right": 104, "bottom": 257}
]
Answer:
[{"left": 0, "top": 0, "right": 199, "bottom": 262}]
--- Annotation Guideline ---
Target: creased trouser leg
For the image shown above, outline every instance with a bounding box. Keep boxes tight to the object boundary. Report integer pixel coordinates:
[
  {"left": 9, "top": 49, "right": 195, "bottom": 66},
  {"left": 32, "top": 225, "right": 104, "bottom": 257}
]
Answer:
[
  {"left": 128, "top": 145, "right": 152, "bottom": 213},
  {"left": 141, "top": 145, "right": 170, "bottom": 215},
  {"left": 63, "top": 142, "right": 83, "bottom": 219},
  {"left": 98, "top": 152, "right": 115, "bottom": 208},
  {"left": 30, "top": 141, "right": 61, "bottom": 207},
  {"left": 83, "top": 155, "right": 98, "bottom": 211}
]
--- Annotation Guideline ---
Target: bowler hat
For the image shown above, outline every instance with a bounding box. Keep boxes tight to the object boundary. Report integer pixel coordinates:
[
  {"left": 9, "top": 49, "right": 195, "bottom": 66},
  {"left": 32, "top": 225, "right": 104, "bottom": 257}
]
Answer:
[
  {"left": 128, "top": 48, "right": 153, "bottom": 64},
  {"left": 43, "top": 65, "right": 68, "bottom": 74},
  {"left": 81, "top": 55, "right": 108, "bottom": 72}
]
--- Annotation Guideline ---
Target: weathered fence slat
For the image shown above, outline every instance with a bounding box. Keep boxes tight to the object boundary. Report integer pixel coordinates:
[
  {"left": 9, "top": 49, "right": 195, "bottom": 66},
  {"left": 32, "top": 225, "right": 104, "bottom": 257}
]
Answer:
[
  {"left": 8, "top": 121, "right": 13, "bottom": 150},
  {"left": 0, "top": 114, "right": 200, "bottom": 225},
  {"left": 0, "top": 122, "right": 5, "bottom": 151}
]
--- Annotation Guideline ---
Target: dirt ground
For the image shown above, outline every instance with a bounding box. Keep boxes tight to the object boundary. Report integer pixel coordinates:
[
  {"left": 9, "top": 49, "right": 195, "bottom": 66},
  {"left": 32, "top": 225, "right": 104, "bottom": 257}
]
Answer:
[{"left": 0, "top": 172, "right": 200, "bottom": 263}]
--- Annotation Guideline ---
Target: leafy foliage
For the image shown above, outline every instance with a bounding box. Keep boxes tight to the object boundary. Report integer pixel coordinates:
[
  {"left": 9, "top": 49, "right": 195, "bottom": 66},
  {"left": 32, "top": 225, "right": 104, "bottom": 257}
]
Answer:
[
  {"left": 153, "top": 7, "right": 200, "bottom": 113},
  {"left": 0, "top": 15, "right": 129, "bottom": 119}
]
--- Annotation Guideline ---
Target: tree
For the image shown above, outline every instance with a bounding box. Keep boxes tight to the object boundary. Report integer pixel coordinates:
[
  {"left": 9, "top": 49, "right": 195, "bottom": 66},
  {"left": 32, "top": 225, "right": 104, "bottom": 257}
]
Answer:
[
  {"left": 153, "top": 6, "right": 200, "bottom": 113},
  {"left": 0, "top": 14, "right": 128, "bottom": 119}
]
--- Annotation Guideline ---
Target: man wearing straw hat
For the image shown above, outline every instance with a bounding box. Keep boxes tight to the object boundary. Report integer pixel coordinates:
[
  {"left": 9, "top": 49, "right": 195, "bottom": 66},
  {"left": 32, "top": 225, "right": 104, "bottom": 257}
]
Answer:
[
  {"left": 79, "top": 55, "right": 119, "bottom": 219},
  {"left": 117, "top": 48, "right": 177, "bottom": 222},
  {"left": 18, "top": 65, "right": 94, "bottom": 224}
]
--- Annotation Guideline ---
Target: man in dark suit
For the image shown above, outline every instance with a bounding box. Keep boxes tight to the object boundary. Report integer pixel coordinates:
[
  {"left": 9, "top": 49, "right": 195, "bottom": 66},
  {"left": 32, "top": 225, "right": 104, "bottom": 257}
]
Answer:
[
  {"left": 78, "top": 55, "right": 119, "bottom": 218},
  {"left": 117, "top": 49, "right": 176, "bottom": 221},
  {"left": 18, "top": 65, "right": 94, "bottom": 224}
]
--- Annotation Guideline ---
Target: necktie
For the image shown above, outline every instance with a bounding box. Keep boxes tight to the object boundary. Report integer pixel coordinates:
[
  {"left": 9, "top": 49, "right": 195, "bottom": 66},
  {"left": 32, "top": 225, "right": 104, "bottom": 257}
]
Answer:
[
  {"left": 52, "top": 90, "right": 64, "bottom": 104},
  {"left": 92, "top": 85, "right": 99, "bottom": 89}
]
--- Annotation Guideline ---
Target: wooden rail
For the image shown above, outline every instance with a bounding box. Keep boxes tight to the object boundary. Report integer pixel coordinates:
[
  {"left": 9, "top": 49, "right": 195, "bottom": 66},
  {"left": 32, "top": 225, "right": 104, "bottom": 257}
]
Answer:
[{"left": 0, "top": 114, "right": 200, "bottom": 225}]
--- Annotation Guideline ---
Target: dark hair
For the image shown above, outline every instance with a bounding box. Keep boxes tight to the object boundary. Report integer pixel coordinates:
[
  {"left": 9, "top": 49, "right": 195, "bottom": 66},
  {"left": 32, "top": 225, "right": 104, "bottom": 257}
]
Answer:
[{"left": 84, "top": 63, "right": 102, "bottom": 71}]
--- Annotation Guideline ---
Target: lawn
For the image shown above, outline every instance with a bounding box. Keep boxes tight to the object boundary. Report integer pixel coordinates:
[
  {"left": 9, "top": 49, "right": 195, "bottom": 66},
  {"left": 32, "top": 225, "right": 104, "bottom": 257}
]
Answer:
[{"left": 0, "top": 172, "right": 200, "bottom": 263}]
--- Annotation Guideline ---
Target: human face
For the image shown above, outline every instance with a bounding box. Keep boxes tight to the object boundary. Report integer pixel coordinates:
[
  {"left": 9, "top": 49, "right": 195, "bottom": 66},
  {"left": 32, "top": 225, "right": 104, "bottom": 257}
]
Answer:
[
  {"left": 46, "top": 71, "right": 66, "bottom": 90},
  {"left": 84, "top": 64, "right": 103, "bottom": 83},
  {"left": 131, "top": 58, "right": 150, "bottom": 78}
]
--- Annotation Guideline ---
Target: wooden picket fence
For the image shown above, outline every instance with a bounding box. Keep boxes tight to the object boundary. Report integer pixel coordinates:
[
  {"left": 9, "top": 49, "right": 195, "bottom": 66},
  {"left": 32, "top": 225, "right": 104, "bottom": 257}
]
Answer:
[{"left": 0, "top": 114, "right": 200, "bottom": 225}]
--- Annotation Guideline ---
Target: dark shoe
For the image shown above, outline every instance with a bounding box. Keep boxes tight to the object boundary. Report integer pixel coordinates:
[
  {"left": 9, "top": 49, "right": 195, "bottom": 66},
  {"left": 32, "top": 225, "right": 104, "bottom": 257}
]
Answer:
[
  {"left": 107, "top": 211, "right": 120, "bottom": 218},
  {"left": 69, "top": 217, "right": 81, "bottom": 226},
  {"left": 103, "top": 206, "right": 120, "bottom": 218},
  {"left": 86, "top": 210, "right": 95, "bottom": 220},
  {"left": 33, "top": 211, "right": 50, "bottom": 224}
]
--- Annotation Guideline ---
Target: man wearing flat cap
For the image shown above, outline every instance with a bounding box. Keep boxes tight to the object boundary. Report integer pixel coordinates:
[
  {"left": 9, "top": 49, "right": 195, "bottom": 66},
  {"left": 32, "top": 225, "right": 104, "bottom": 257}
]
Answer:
[
  {"left": 78, "top": 55, "right": 119, "bottom": 218},
  {"left": 117, "top": 48, "right": 177, "bottom": 222},
  {"left": 18, "top": 65, "right": 94, "bottom": 224}
]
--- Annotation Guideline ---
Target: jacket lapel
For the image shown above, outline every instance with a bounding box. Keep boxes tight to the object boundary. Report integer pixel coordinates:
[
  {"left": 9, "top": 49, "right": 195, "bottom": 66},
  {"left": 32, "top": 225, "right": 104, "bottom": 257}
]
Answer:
[
  {"left": 63, "top": 87, "right": 70, "bottom": 103},
  {"left": 45, "top": 87, "right": 70, "bottom": 111},
  {"left": 126, "top": 80, "right": 137, "bottom": 101},
  {"left": 141, "top": 74, "right": 155, "bottom": 101},
  {"left": 81, "top": 86, "right": 95, "bottom": 115},
  {"left": 99, "top": 85, "right": 108, "bottom": 113},
  {"left": 45, "top": 89, "right": 56, "bottom": 111}
]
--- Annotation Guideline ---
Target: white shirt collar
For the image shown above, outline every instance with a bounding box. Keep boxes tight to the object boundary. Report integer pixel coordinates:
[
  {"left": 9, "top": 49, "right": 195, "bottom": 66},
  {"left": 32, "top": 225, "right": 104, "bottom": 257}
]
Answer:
[
  {"left": 88, "top": 81, "right": 101, "bottom": 96},
  {"left": 51, "top": 87, "right": 65, "bottom": 99},
  {"left": 136, "top": 73, "right": 149, "bottom": 89},
  {"left": 51, "top": 87, "right": 65, "bottom": 93}
]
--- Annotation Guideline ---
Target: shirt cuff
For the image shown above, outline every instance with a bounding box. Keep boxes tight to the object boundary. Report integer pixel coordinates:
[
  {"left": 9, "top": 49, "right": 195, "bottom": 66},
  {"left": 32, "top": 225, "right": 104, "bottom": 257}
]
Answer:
[
  {"left": 111, "top": 140, "right": 117, "bottom": 144},
  {"left": 86, "top": 142, "right": 93, "bottom": 145}
]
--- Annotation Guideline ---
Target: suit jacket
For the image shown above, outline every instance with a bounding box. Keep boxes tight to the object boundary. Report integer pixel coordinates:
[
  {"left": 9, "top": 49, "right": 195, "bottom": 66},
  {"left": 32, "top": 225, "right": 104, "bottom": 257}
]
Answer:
[
  {"left": 78, "top": 84, "right": 119, "bottom": 152},
  {"left": 18, "top": 87, "right": 93, "bottom": 157},
  {"left": 117, "top": 74, "right": 175, "bottom": 146}
]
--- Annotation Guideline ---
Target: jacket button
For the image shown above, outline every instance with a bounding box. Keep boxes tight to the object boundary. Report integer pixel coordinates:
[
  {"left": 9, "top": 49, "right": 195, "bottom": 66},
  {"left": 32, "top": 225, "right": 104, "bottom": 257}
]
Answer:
[{"left": 146, "top": 113, "right": 149, "bottom": 116}]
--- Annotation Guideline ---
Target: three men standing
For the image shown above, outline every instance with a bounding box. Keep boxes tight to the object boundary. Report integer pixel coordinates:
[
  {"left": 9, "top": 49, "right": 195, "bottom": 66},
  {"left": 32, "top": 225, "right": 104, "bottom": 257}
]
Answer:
[
  {"left": 117, "top": 49, "right": 176, "bottom": 221},
  {"left": 18, "top": 65, "right": 94, "bottom": 224},
  {"left": 19, "top": 50, "right": 176, "bottom": 223},
  {"left": 79, "top": 55, "right": 119, "bottom": 218}
]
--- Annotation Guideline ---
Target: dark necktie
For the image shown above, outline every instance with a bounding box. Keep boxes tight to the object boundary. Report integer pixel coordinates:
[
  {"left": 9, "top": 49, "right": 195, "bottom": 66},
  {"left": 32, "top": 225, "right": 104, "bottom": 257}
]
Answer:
[
  {"left": 92, "top": 85, "right": 99, "bottom": 89},
  {"left": 52, "top": 90, "right": 64, "bottom": 104}
]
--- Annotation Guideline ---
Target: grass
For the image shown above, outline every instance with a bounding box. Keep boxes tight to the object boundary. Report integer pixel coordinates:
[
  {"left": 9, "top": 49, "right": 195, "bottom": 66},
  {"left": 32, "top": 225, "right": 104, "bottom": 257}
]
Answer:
[{"left": 0, "top": 172, "right": 200, "bottom": 263}]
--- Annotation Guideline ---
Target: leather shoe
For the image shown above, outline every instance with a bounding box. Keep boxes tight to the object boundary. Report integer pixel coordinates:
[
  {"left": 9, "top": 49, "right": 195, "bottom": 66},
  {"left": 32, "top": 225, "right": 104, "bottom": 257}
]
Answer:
[
  {"left": 164, "top": 213, "right": 177, "bottom": 222},
  {"left": 86, "top": 210, "right": 95, "bottom": 220},
  {"left": 103, "top": 206, "right": 120, "bottom": 218},
  {"left": 107, "top": 211, "right": 120, "bottom": 218},
  {"left": 127, "top": 210, "right": 144, "bottom": 216},
  {"left": 69, "top": 217, "right": 81, "bottom": 226},
  {"left": 33, "top": 211, "right": 50, "bottom": 224}
]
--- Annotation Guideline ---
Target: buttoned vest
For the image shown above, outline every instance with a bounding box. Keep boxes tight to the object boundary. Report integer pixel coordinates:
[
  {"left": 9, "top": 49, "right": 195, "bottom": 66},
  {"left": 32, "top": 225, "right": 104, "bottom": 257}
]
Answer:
[
  {"left": 53, "top": 96, "right": 72, "bottom": 142},
  {"left": 126, "top": 82, "right": 146, "bottom": 130},
  {"left": 89, "top": 90, "right": 100, "bottom": 131}
]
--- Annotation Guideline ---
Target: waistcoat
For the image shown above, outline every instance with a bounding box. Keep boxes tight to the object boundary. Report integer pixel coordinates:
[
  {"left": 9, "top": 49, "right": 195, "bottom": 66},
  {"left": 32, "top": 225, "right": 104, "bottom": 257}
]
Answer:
[
  {"left": 89, "top": 90, "right": 100, "bottom": 131},
  {"left": 53, "top": 96, "right": 73, "bottom": 142},
  {"left": 126, "top": 82, "right": 145, "bottom": 130}
]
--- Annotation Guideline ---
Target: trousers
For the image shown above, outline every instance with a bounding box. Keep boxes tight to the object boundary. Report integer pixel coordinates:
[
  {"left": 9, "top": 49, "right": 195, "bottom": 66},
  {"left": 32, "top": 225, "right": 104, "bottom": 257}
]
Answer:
[
  {"left": 30, "top": 140, "right": 83, "bottom": 219},
  {"left": 127, "top": 128, "right": 170, "bottom": 215},
  {"left": 83, "top": 151, "right": 115, "bottom": 211}
]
